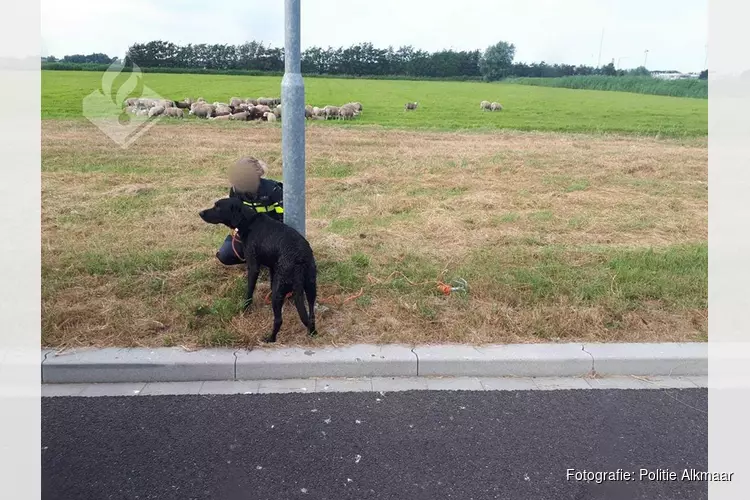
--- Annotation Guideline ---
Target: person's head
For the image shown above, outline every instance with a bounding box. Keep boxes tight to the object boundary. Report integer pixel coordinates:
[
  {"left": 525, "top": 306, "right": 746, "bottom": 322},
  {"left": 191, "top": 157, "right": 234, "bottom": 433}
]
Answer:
[{"left": 228, "top": 156, "right": 268, "bottom": 194}]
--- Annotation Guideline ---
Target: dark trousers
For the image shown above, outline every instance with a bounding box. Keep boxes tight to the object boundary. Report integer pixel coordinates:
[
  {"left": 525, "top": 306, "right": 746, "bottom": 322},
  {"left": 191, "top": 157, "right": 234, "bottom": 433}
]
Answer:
[
  {"left": 216, "top": 234, "right": 271, "bottom": 281},
  {"left": 216, "top": 234, "right": 244, "bottom": 266}
]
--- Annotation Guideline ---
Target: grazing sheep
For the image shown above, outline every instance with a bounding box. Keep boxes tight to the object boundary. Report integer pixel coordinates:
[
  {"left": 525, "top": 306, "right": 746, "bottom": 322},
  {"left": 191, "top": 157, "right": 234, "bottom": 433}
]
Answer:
[
  {"left": 339, "top": 106, "right": 357, "bottom": 120},
  {"left": 324, "top": 105, "right": 340, "bottom": 120},
  {"left": 490, "top": 102, "right": 503, "bottom": 111},
  {"left": 480, "top": 100, "right": 491, "bottom": 111},
  {"left": 230, "top": 97, "right": 244, "bottom": 108},
  {"left": 163, "top": 107, "right": 184, "bottom": 118},
  {"left": 190, "top": 101, "right": 214, "bottom": 112},
  {"left": 404, "top": 102, "right": 418, "bottom": 110},
  {"left": 156, "top": 99, "right": 175, "bottom": 108},
  {"left": 214, "top": 105, "right": 232, "bottom": 117},
  {"left": 175, "top": 98, "right": 192, "bottom": 109},
  {"left": 213, "top": 102, "right": 229, "bottom": 108},
  {"left": 305, "top": 105, "right": 313, "bottom": 119},
  {"left": 266, "top": 112, "right": 277, "bottom": 122},
  {"left": 125, "top": 97, "right": 139, "bottom": 107},
  {"left": 346, "top": 102, "right": 363, "bottom": 112},
  {"left": 210, "top": 114, "right": 231, "bottom": 121},
  {"left": 245, "top": 105, "right": 263, "bottom": 120},
  {"left": 189, "top": 104, "right": 212, "bottom": 119},
  {"left": 229, "top": 111, "right": 250, "bottom": 121},
  {"left": 273, "top": 105, "right": 282, "bottom": 119},
  {"left": 257, "top": 97, "right": 273, "bottom": 106},
  {"left": 135, "top": 98, "right": 154, "bottom": 109},
  {"left": 255, "top": 104, "right": 272, "bottom": 115},
  {"left": 148, "top": 105, "right": 166, "bottom": 117},
  {"left": 246, "top": 98, "right": 259, "bottom": 106},
  {"left": 312, "top": 106, "right": 325, "bottom": 118}
]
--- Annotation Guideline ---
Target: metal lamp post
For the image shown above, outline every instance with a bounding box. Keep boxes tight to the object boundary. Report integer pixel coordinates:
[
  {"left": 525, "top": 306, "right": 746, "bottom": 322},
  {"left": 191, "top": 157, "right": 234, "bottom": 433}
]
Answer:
[{"left": 281, "top": 0, "right": 306, "bottom": 237}]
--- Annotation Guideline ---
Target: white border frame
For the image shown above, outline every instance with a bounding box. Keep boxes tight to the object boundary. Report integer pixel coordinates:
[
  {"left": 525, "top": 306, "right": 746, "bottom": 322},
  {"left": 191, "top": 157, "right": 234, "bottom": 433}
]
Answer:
[
  {"left": 709, "top": 0, "right": 750, "bottom": 498},
  {"left": 0, "top": 2, "right": 42, "bottom": 499}
]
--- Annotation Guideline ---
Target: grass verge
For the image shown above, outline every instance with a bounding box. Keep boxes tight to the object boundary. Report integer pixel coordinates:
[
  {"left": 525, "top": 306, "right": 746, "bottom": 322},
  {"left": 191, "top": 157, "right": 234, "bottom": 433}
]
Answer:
[{"left": 41, "top": 121, "right": 707, "bottom": 347}]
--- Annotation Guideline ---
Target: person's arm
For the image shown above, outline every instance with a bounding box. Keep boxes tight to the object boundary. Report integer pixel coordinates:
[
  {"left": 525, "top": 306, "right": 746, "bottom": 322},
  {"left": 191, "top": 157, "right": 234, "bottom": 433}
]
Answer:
[{"left": 270, "top": 181, "right": 284, "bottom": 206}]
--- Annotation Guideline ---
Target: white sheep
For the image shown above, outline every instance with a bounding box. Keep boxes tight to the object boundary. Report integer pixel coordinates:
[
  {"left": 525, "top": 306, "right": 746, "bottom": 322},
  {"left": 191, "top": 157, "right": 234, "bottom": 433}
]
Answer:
[
  {"left": 265, "top": 111, "right": 277, "bottom": 122},
  {"left": 480, "top": 100, "right": 491, "bottom": 111},
  {"left": 324, "top": 105, "right": 340, "bottom": 120},
  {"left": 214, "top": 105, "right": 232, "bottom": 117},
  {"left": 346, "top": 102, "right": 363, "bottom": 112},
  {"left": 339, "top": 106, "right": 357, "bottom": 120},
  {"left": 229, "top": 111, "right": 250, "bottom": 121},
  {"left": 404, "top": 102, "right": 418, "bottom": 110},
  {"left": 148, "top": 105, "right": 165, "bottom": 117},
  {"left": 163, "top": 107, "right": 184, "bottom": 118},
  {"left": 490, "top": 102, "right": 503, "bottom": 111},
  {"left": 189, "top": 104, "right": 212, "bottom": 119}
]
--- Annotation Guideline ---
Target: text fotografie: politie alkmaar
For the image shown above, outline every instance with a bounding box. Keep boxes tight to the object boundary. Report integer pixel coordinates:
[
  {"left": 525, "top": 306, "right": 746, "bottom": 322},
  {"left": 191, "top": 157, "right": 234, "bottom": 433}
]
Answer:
[{"left": 567, "top": 468, "right": 734, "bottom": 483}]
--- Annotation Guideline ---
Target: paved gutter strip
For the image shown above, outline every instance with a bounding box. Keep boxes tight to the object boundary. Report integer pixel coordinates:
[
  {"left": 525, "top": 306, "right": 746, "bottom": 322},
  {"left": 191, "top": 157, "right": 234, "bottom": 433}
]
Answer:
[
  {"left": 413, "top": 344, "right": 593, "bottom": 377},
  {"left": 41, "top": 375, "right": 709, "bottom": 397},
  {"left": 42, "top": 347, "right": 237, "bottom": 384},
  {"left": 234, "top": 344, "right": 418, "bottom": 380},
  {"left": 41, "top": 342, "right": 708, "bottom": 384},
  {"left": 583, "top": 342, "right": 708, "bottom": 376}
]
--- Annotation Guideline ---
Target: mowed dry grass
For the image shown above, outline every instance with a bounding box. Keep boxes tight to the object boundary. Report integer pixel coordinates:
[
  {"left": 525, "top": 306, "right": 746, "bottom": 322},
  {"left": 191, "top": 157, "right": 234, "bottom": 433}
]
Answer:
[{"left": 41, "top": 120, "right": 707, "bottom": 348}]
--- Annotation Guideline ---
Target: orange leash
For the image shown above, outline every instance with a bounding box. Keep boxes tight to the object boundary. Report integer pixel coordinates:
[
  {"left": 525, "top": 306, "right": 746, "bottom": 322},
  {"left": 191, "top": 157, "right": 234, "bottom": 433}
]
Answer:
[{"left": 231, "top": 230, "right": 245, "bottom": 263}]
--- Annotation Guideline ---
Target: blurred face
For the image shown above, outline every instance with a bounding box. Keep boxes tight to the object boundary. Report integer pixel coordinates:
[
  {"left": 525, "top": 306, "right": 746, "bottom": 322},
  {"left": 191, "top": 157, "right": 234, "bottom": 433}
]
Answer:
[{"left": 228, "top": 158, "right": 262, "bottom": 194}]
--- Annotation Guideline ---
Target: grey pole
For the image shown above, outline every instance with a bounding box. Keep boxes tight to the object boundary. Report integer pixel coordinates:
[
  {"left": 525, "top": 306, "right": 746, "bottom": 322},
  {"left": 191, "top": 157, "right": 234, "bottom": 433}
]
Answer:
[{"left": 281, "top": 0, "right": 306, "bottom": 237}]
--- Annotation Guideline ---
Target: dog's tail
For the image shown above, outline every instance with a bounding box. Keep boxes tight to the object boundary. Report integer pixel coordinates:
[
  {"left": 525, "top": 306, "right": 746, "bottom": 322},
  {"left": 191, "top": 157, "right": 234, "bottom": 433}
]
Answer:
[{"left": 293, "top": 260, "right": 317, "bottom": 335}]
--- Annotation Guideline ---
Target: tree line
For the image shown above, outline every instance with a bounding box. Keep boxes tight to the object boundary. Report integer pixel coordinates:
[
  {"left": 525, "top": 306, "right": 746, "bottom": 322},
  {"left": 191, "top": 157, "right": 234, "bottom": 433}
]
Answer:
[{"left": 43, "top": 40, "right": 700, "bottom": 81}]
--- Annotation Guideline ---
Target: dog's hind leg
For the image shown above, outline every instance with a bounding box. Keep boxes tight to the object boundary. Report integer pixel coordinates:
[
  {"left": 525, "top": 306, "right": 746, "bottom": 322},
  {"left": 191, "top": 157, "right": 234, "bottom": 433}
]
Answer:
[
  {"left": 266, "top": 279, "right": 292, "bottom": 343},
  {"left": 265, "top": 294, "right": 284, "bottom": 343}
]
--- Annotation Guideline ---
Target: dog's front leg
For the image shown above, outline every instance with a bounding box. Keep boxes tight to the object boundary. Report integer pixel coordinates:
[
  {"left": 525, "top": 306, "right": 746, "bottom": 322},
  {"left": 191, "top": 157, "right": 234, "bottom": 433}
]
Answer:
[{"left": 243, "top": 255, "right": 260, "bottom": 312}]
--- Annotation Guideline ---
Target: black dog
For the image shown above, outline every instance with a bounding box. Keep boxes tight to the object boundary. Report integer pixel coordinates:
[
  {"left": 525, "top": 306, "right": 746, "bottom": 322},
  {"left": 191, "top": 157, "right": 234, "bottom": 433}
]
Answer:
[{"left": 199, "top": 197, "right": 317, "bottom": 343}]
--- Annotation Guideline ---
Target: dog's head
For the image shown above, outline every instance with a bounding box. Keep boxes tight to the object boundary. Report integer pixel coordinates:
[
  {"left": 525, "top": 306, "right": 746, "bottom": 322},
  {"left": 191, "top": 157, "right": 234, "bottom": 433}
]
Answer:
[{"left": 199, "top": 197, "right": 257, "bottom": 229}]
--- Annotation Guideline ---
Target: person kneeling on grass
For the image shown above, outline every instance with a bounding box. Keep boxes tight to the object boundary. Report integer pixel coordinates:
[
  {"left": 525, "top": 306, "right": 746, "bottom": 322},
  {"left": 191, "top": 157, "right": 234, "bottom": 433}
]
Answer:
[{"left": 215, "top": 156, "right": 284, "bottom": 265}]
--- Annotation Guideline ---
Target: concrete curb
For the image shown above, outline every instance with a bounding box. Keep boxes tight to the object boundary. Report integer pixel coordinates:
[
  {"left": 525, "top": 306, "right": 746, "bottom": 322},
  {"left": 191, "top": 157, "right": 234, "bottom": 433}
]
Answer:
[{"left": 41, "top": 342, "right": 707, "bottom": 384}]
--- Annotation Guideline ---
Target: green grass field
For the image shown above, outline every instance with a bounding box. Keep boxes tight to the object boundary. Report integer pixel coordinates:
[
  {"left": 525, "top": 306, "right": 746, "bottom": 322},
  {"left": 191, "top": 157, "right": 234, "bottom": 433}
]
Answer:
[{"left": 42, "top": 70, "right": 707, "bottom": 136}]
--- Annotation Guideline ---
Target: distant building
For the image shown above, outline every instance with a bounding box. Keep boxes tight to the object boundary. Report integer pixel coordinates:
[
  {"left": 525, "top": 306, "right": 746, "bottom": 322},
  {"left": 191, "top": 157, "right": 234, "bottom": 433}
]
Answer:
[{"left": 650, "top": 70, "right": 700, "bottom": 80}]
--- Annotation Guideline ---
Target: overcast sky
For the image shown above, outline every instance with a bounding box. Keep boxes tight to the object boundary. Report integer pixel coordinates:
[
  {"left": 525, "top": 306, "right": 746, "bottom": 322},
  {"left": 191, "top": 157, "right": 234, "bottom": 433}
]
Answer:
[{"left": 41, "top": 0, "right": 707, "bottom": 72}]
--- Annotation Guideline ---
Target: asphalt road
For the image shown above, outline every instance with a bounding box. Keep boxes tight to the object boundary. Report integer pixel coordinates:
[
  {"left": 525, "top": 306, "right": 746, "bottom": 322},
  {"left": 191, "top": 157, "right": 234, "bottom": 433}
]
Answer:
[{"left": 42, "top": 388, "right": 707, "bottom": 500}]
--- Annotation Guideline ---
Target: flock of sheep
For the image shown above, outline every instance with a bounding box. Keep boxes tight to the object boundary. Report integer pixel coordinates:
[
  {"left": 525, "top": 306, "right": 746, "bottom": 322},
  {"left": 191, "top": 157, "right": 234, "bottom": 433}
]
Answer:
[
  {"left": 122, "top": 96, "right": 364, "bottom": 123},
  {"left": 309, "top": 102, "right": 363, "bottom": 120},
  {"left": 121, "top": 96, "right": 503, "bottom": 121}
]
